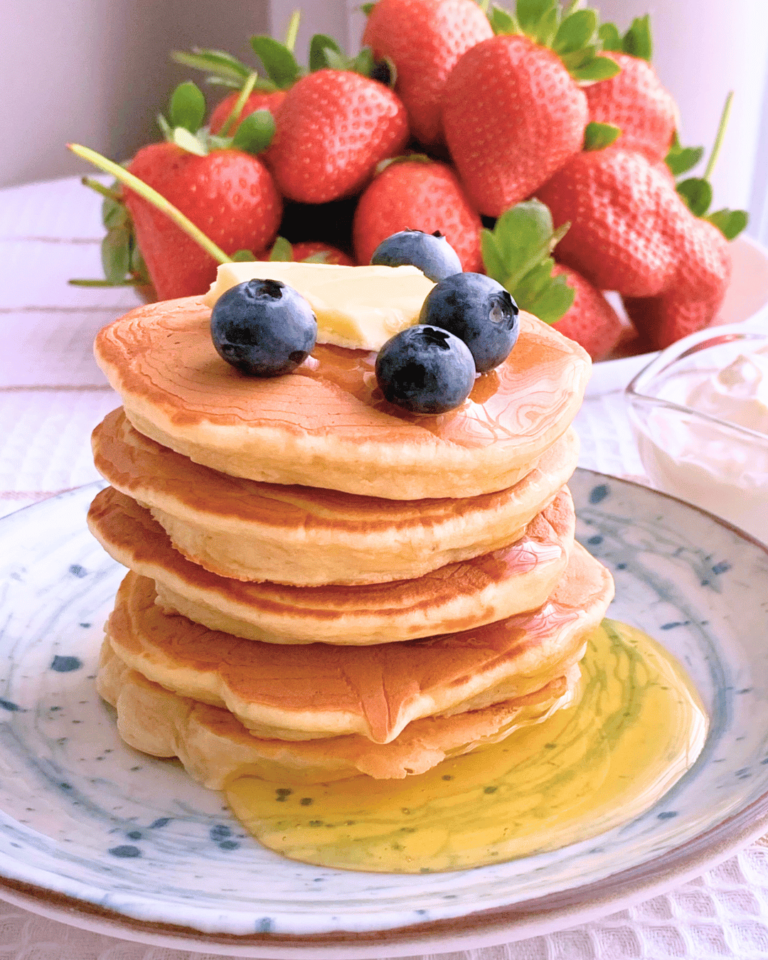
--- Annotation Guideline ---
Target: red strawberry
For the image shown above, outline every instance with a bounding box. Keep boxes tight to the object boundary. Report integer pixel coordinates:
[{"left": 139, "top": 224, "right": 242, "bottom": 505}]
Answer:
[
  {"left": 584, "top": 51, "right": 676, "bottom": 162},
  {"left": 624, "top": 215, "right": 731, "bottom": 350},
  {"left": 265, "top": 70, "right": 409, "bottom": 204},
  {"left": 209, "top": 89, "right": 287, "bottom": 134},
  {"left": 537, "top": 145, "right": 689, "bottom": 297},
  {"left": 352, "top": 159, "right": 483, "bottom": 271},
  {"left": 442, "top": 34, "right": 588, "bottom": 217},
  {"left": 362, "top": 0, "right": 493, "bottom": 147},
  {"left": 550, "top": 265, "right": 625, "bottom": 360},
  {"left": 125, "top": 144, "right": 282, "bottom": 300}
]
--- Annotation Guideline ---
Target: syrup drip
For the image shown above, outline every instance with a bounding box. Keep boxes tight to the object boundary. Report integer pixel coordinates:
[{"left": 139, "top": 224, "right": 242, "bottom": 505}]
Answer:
[
  {"left": 226, "top": 620, "right": 707, "bottom": 873},
  {"left": 296, "top": 343, "right": 581, "bottom": 448}
]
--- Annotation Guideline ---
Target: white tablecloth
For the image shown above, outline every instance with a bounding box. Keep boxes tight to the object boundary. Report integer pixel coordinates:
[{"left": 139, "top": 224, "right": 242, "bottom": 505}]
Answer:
[{"left": 2, "top": 175, "right": 768, "bottom": 959}]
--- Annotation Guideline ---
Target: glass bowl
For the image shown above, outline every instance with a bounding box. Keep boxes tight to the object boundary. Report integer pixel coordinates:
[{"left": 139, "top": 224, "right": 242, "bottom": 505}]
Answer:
[{"left": 625, "top": 324, "right": 768, "bottom": 544}]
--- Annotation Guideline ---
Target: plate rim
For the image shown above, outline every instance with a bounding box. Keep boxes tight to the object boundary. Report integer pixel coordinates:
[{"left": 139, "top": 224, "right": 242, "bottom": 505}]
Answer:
[{"left": 0, "top": 470, "right": 767, "bottom": 955}]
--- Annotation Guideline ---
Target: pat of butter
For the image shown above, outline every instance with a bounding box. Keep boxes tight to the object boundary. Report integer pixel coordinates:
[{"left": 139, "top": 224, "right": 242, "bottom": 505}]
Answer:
[{"left": 203, "top": 262, "right": 435, "bottom": 351}]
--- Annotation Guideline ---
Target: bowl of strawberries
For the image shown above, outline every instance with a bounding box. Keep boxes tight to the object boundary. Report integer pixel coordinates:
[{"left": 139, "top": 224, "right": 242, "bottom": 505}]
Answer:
[{"left": 71, "top": 0, "right": 764, "bottom": 396}]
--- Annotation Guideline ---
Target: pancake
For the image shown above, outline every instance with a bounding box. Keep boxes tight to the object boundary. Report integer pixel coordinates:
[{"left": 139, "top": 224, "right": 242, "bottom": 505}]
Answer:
[
  {"left": 97, "top": 640, "right": 581, "bottom": 785},
  {"left": 88, "top": 486, "right": 575, "bottom": 646},
  {"left": 92, "top": 408, "right": 580, "bottom": 585},
  {"left": 93, "top": 296, "right": 591, "bottom": 499},
  {"left": 105, "top": 543, "right": 613, "bottom": 743}
]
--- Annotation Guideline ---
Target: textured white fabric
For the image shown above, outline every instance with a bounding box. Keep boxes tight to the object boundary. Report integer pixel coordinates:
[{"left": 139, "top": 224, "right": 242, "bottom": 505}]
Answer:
[{"left": 0, "top": 175, "right": 766, "bottom": 959}]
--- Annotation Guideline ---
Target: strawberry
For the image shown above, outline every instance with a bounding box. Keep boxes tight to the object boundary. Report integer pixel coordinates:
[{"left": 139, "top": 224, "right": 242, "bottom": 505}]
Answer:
[
  {"left": 265, "top": 70, "right": 409, "bottom": 204},
  {"left": 362, "top": 0, "right": 493, "bottom": 147},
  {"left": 125, "top": 145, "right": 281, "bottom": 300},
  {"left": 123, "top": 82, "right": 281, "bottom": 300},
  {"left": 586, "top": 17, "right": 676, "bottom": 162},
  {"left": 584, "top": 52, "right": 675, "bottom": 162},
  {"left": 352, "top": 158, "right": 483, "bottom": 271},
  {"left": 625, "top": 197, "right": 733, "bottom": 351},
  {"left": 442, "top": 4, "right": 620, "bottom": 217},
  {"left": 209, "top": 89, "right": 287, "bottom": 135},
  {"left": 551, "top": 264, "right": 624, "bottom": 360},
  {"left": 542, "top": 90, "right": 747, "bottom": 350},
  {"left": 443, "top": 35, "right": 584, "bottom": 217},
  {"left": 536, "top": 145, "right": 689, "bottom": 297}
]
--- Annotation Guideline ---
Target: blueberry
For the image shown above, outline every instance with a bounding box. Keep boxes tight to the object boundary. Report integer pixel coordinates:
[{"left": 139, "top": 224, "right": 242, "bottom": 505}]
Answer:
[
  {"left": 375, "top": 326, "right": 476, "bottom": 414},
  {"left": 210, "top": 279, "right": 317, "bottom": 377},
  {"left": 419, "top": 273, "right": 519, "bottom": 373},
  {"left": 370, "top": 230, "right": 463, "bottom": 282}
]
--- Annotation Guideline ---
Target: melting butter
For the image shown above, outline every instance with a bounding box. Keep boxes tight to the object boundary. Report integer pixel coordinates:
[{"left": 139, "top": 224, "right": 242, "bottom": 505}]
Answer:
[
  {"left": 226, "top": 620, "right": 707, "bottom": 873},
  {"left": 204, "top": 262, "right": 435, "bottom": 351}
]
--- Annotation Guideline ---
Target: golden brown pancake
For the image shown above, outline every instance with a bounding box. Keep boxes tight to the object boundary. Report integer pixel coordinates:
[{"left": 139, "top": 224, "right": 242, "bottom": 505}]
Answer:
[
  {"left": 97, "top": 640, "right": 581, "bottom": 785},
  {"left": 93, "top": 297, "right": 590, "bottom": 499},
  {"left": 88, "top": 486, "right": 576, "bottom": 646},
  {"left": 92, "top": 408, "right": 580, "bottom": 585},
  {"left": 105, "top": 543, "right": 612, "bottom": 743}
]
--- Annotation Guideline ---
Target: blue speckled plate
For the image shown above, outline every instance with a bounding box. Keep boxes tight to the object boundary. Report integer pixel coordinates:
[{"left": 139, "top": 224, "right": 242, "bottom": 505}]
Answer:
[{"left": 0, "top": 471, "right": 768, "bottom": 956}]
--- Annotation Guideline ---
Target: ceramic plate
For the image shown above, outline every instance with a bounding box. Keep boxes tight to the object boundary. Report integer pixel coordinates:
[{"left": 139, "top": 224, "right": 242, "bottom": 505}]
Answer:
[{"left": 1, "top": 472, "right": 768, "bottom": 956}]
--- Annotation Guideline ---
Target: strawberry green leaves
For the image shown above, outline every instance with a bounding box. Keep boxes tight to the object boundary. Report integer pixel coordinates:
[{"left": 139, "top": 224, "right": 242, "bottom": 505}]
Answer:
[
  {"left": 677, "top": 178, "right": 712, "bottom": 218},
  {"left": 230, "top": 109, "right": 276, "bottom": 154},
  {"left": 308, "top": 37, "right": 389, "bottom": 83},
  {"left": 489, "top": 0, "right": 619, "bottom": 81},
  {"left": 250, "top": 34, "right": 302, "bottom": 88},
  {"left": 553, "top": 9, "right": 597, "bottom": 55},
  {"left": 488, "top": 6, "right": 519, "bottom": 35},
  {"left": 584, "top": 122, "right": 621, "bottom": 151},
  {"left": 598, "top": 15, "right": 652, "bottom": 61},
  {"left": 174, "top": 15, "right": 304, "bottom": 93},
  {"left": 69, "top": 177, "right": 150, "bottom": 289},
  {"left": 249, "top": 10, "right": 303, "bottom": 88},
  {"left": 517, "top": 0, "right": 558, "bottom": 45},
  {"left": 481, "top": 200, "right": 575, "bottom": 324},
  {"left": 309, "top": 34, "right": 343, "bottom": 72},
  {"left": 269, "top": 236, "right": 294, "bottom": 261},
  {"left": 665, "top": 132, "right": 704, "bottom": 177},
  {"left": 157, "top": 81, "right": 211, "bottom": 153},
  {"left": 706, "top": 209, "right": 749, "bottom": 241},
  {"left": 169, "top": 82, "right": 206, "bottom": 133},
  {"left": 677, "top": 178, "right": 748, "bottom": 240},
  {"left": 171, "top": 48, "right": 256, "bottom": 89},
  {"left": 665, "top": 94, "right": 748, "bottom": 240},
  {"left": 156, "top": 79, "right": 275, "bottom": 156}
]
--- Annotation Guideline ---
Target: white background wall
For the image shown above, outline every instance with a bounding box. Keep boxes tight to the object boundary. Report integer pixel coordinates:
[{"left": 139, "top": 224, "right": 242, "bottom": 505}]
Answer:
[
  {"left": 2, "top": 0, "right": 271, "bottom": 187},
  {"left": 3, "top": 0, "right": 768, "bottom": 237}
]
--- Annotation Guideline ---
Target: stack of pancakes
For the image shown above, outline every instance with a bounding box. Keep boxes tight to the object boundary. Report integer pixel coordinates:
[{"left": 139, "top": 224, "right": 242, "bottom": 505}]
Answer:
[{"left": 89, "top": 292, "right": 614, "bottom": 790}]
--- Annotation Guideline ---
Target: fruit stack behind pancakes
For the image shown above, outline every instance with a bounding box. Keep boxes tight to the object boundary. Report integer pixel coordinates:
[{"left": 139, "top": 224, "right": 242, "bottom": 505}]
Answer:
[{"left": 88, "top": 264, "right": 614, "bottom": 790}]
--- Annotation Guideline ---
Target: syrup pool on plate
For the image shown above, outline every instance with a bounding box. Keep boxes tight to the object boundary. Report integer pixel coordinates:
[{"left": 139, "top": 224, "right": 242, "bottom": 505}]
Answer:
[{"left": 227, "top": 619, "right": 708, "bottom": 873}]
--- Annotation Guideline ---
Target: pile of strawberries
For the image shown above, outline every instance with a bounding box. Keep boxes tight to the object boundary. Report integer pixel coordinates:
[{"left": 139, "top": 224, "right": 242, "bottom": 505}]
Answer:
[{"left": 85, "top": 0, "right": 748, "bottom": 358}]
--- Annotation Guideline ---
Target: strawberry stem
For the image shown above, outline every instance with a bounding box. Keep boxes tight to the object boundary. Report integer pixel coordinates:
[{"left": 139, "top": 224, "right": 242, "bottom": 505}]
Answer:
[
  {"left": 67, "top": 144, "right": 233, "bottom": 266},
  {"left": 284, "top": 10, "right": 301, "bottom": 52},
  {"left": 69, "top": 278, "right": 143, "bottom": 287},
  {"left": 81, "top": 177, "right": 122, "bottom": 203},
  {"left": 704, "top": 91, "right": 733, "bottom": 182},
  {"left": 217, "top": 71, "right": 258, "bottom": 137}
]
